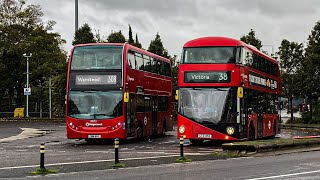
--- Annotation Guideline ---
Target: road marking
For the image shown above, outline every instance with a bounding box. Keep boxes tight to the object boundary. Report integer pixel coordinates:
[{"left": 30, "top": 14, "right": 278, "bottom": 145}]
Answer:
[
  {"left": 0, "top": 128, "right": 45, "bottom": 143},
  {"left": 0, "top": 154, "right": 183, "bottom": 170},
  {"left": 247, "top": 169, "right": 320, "bottom": 180}
]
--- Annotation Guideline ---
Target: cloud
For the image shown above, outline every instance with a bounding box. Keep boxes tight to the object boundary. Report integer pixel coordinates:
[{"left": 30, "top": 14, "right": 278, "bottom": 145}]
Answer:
[{"left": 27, "top": 0, "right": 320, "bottom": 56}]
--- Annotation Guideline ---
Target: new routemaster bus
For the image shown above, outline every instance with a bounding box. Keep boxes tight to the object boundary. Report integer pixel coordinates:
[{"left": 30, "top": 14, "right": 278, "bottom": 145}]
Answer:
[
  {"left": 176, "top": 37, "right": 281, "bottom": 144},
  {"left": 66, "top": 43, "right": 173, "bottom": 142}
]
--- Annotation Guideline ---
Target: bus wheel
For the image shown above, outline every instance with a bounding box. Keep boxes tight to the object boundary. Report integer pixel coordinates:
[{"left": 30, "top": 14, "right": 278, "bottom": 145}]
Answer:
[
  {"left": 249, "top": 124, "right": 255, "bottom": 140},
  {"left": 137, "top": 124, "right": 143, "bottom": 140},
  {"left": 162, "top": 121, "right": 166, "bottom": 136},
  {"left": 189, "top": 139, "right": 204, "bottom": 145}
]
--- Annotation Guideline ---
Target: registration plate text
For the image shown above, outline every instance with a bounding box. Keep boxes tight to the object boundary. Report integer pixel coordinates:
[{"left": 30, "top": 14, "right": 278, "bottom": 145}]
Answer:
[
  {"left": 88, "top": 135, "right": 101, "bottom": 138},
  {"left": 197, "top": 134, "right": 212, "bottom": 138}
]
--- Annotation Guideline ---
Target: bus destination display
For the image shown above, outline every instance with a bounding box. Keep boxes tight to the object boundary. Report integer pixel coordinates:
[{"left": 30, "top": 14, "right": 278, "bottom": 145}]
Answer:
[{"left": 184, "top": 71, "right": 230, "bottom": 83}]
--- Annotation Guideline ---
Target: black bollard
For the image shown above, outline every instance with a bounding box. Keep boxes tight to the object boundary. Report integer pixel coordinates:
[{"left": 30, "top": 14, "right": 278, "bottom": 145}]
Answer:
[
  {"left": 40, "top": 143, "right": 45, "bottom": 169},
  {"left": 180, "top": 135, "right": 184, "bottom": 157},
  {"left": 114, "top": 138, "right": 120, "bottom": 164}
]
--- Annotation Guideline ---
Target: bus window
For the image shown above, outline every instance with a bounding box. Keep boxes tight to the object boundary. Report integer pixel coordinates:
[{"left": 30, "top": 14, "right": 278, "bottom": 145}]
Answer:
[
  {"left": 137, "top": 94, "right": 144, "bottom": 112},
  {"left": 127, "top": 51, "right": 135, "bottom": 69},
  {"left": 159, "top": 96, "right": 169, "bottom": 112},
  {"left": 71, "top": 46, "right": 122, "bottom": 70},
  {"left": 144, "top": 56, "right": 151, "bottom": 72},
  {"left": 135, "top": 53, "right": 144, "bottom": 70},
  {"left": 144, "top": 95, "right": 151, "bottom": 112},
  {"left": 183, "top": 47, "right": 236, "bottom": 64},
  {"left": 152, "top": 59, "right": 160, "bottom": 74}
]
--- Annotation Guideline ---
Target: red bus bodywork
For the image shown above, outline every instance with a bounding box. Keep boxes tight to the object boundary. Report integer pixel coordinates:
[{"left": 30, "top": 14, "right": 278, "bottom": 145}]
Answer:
[
  {"left": 66, "top": 43, "right": 173, "bottom": 140},
  {"left": 177, "top": 37, "right": 281, "bottom": 143}
]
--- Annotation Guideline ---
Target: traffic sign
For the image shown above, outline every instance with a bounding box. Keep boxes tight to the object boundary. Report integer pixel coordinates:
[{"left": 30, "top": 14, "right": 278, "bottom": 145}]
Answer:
[{"left": 24, "top": 88, "right": 31, "bottom": 96}]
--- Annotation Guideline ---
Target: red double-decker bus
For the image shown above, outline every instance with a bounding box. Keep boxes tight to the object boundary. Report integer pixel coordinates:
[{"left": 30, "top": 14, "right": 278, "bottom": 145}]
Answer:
[
  {"left": 176, "top": 37, "right": 281, "bottom": 144},
  {"left": 66, "top": 43, "right": 173, "bottom": 142}
]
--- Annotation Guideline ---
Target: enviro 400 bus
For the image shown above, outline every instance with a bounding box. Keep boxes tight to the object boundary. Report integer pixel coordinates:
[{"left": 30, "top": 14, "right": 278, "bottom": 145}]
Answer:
[
  {"left": 66, "top": 43, "right": 173, "bottom": 142},
  {"left": 176, "top": 37, "right": 281, "bottom": 144}
]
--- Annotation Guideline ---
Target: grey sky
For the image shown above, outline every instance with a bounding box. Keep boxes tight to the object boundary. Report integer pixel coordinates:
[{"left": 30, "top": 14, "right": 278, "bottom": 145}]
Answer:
[{"left": 28, "top": 0, "right": 320, "bottom": 57}]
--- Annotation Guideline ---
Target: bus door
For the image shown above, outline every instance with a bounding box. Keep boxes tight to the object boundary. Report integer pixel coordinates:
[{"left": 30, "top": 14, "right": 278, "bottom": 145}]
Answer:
[
  {"left": 126, "top": 93, "right": 136, "bottom": 137},
  {"left": 152, "top": 96, "right": 158, "bottom": 135}
]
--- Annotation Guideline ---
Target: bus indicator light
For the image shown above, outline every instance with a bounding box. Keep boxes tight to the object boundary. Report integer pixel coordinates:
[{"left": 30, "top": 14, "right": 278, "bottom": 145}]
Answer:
[
  {"left": 237, "top": 87, "right": 243, "bottom": 98},
  {"left": 124, "top": 92, "right": 129, "bottom": 103},
  {"left": 175, "top": 90, "right": 179, "bottom": 100}
]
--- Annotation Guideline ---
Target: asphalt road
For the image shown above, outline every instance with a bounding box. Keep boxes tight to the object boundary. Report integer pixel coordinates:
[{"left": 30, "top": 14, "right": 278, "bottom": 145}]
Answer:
[
  {"left": 0, "top": 120, "right": 320, "bottom": 179},
  {"left": 13, "top": 150, "right": 320, "bottom": 180},
  {"left": 0, "top": 120, "right": 219, "bottom": 178}
]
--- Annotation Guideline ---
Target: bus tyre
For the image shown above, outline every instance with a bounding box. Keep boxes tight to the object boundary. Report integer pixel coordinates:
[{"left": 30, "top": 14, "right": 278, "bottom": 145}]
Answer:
[
  {"left": 162, "top": 121, "right": 166, "bottom": 136},
  {"left": 189, "top": 139, "right": 204, "bottom": 145},
  {"left": 249, "top": 124, "right": 255, "bottom": 140},
  {"left": 137, "top": 123, "right": 143, "bottom": 140}
]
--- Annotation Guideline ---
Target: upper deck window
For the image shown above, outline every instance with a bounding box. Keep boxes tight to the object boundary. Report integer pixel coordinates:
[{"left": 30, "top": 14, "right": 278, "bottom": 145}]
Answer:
[
  {"left": 182, "top": 47, "right": 236, "bottom": 64},
  {"left": 71, "top": 46, "right": 122, "bottom": 70}
]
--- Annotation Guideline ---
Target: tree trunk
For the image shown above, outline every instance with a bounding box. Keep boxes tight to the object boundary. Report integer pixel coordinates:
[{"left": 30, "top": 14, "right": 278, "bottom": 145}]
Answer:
[
  {"left": 310, "top": 101, "right": 313, "bottom": 122},
  {"left": 290, "top": 97, "right": 294, "bottom": 121}
]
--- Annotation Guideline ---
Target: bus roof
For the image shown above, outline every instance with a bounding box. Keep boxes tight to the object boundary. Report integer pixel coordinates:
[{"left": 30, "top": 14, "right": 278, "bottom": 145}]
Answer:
[{"left": 183, "top": 36, "right": 278, "bottom": 64}]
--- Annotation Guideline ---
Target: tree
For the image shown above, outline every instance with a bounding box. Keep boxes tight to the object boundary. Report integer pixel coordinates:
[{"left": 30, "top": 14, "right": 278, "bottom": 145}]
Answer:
[
  {"left": 128, "top": 24, "right": 134, "bottom": 45},
  {"left": 0, "top": 0, "right": 67, "bottom": 116},
  {"left": 72, "top": 23, "right": 95, "bottom": 45},
  {"left": 277, "top": 39, "right": 304, "bottom": 121},
  {"left": 240, "top": 29, "right": 262, "bottom": 50},
  {"left": 300, "top": 20, "right": 320, "bottom": 122},
  {"left": 134, "top": 33, "right": 142, "bottom": 48},
  {"left": 148, "top": 32, "right": 169, "bottom": 58},
  {"left": 107, "top": 30, "right": 126, "bottom": 43}
]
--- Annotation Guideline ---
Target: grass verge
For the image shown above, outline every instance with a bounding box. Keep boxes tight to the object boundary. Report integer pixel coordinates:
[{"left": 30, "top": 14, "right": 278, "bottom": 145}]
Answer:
[
  {"left": 211, "top": 151, "right": 243, "bottom": 158},
  {"left": 176, "top": 156, "right": 192, "bottom": 163},
  {"left": 112, "top": 163, "right": 126, "bottom": 168},
  {"left": 30, "top": 168, "right": 58, "bottom": 175}
]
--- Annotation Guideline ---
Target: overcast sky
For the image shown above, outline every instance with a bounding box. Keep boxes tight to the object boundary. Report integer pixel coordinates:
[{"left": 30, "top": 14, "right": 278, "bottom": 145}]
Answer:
[{"left": 28, "top": 0, "right": 320, "bottom": 57}]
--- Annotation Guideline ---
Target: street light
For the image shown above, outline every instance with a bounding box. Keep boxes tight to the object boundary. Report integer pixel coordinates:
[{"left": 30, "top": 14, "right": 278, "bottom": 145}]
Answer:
[
  {"left": 262, "top": 45, "right": 274, "bottom": 55},
  {"left": 23, "top": 53, "right": 32, "bottom": 118}
]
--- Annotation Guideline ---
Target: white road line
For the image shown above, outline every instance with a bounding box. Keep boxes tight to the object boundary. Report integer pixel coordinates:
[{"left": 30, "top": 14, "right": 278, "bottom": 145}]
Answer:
[
  {"left": 0, "top": 154, "right": 181, "bottom": 170},
  {"left": 0, "top": 128, "right": 45, "bottom": 143},
  {"left": 247, "top": 169, "right": 320, "bottom": 180}
]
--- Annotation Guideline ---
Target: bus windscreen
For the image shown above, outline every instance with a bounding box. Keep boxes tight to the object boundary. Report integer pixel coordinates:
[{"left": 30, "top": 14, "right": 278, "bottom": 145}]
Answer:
[
  {"left": 68, "top": 90, "right": 123, "bottom": 120},
  {"left": 178, "top": 88, "right": 230, "bottom": 124}
]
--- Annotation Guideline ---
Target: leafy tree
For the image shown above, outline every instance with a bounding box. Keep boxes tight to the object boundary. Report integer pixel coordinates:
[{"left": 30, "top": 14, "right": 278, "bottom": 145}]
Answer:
[
  {"left": 277, "top": 39, "right": 304, "bottom": 121},
  {"left": 128, "top": 24, "right": 134, "bottom": 45},
  {"left": 134, "top": 33, "right": 142, "bottom": 48},
  {"left": 300, "top": 20, "right": 320, "bottom": 122},
  {"left": 240, "top": 29, "right": 262, "bottom": 50},
  {"left": 107, "top": 30, "right": 126, "bottom": 43},
  {"left": 148, "top": 32, "right": 169, "bottom": 58},
  {"left": 72, "top": 23, "right": 96, "bottom": 45},
  {"left": 0, "top": 0, "right": 66, "bottom": 117}
]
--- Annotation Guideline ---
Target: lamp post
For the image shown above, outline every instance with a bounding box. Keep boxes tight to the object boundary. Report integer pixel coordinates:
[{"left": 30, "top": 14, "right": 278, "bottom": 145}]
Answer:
[
  {"left": 262, "top": 45, "right": 274, "bottom": 55},
  {"left": 23, "top": 53, "right": 32, "bottom": 118},
  {"left": 75, "top": 0, "right": 78, "bottom": 32}
]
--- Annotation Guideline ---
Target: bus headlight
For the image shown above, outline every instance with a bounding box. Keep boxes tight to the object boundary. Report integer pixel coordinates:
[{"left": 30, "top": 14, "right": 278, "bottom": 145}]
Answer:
[
  {"left": 179, "top": 125, "right": 186, "bottom": 134},
  {"left": 226, "top": 126, "right": 235, "bottom": 135}
]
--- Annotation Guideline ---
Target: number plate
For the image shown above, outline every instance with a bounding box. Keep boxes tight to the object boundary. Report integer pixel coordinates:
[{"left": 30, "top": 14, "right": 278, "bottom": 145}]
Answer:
[
  {"left": 88, "top": 135, "right": 101, "bottom": 138},
  {"left": 197, "top": 134, "right": 212, "bottom": 138}
]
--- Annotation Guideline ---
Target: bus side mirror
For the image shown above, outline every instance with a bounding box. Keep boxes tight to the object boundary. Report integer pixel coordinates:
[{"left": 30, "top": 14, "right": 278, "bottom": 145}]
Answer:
[
  {"left": 237, "top": 87, "right": 243, "bottom": 98},
  {"left": 175, "top": 90, "right": 179, "bottom": 101},
  {"left": 124, "top": 92, "right": 129, "bottom": 103}
]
